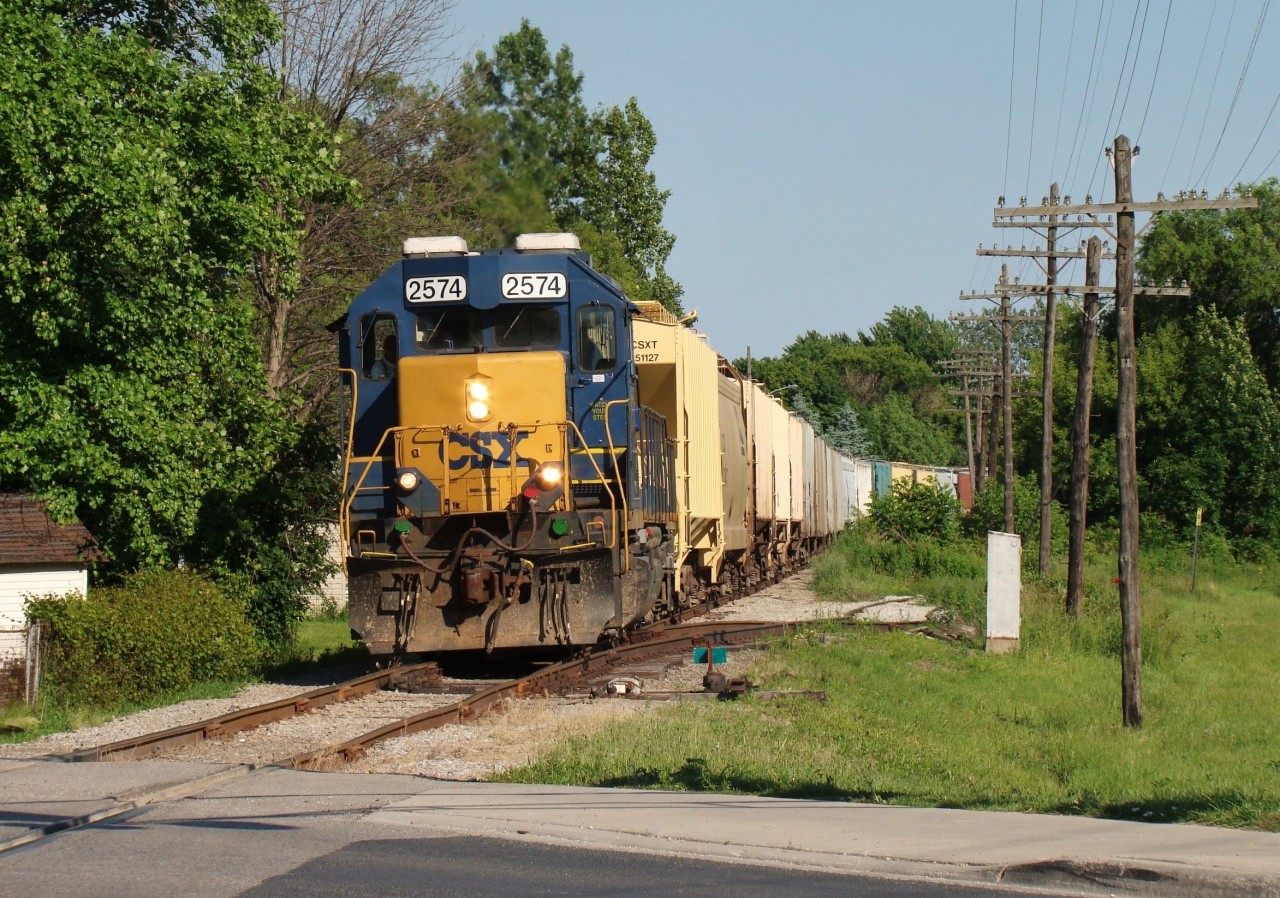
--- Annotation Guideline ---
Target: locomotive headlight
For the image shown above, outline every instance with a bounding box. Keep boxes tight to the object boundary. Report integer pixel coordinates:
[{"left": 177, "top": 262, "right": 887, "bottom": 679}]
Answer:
[
  {"left": 397, "top": 470, "right": 420, "bottom": 492},
  {"left": 521, "top": 462, "right": 566, "bottom": 504},
  {"left": 465, "top": 377, "right": 492, "bottom": 422}
]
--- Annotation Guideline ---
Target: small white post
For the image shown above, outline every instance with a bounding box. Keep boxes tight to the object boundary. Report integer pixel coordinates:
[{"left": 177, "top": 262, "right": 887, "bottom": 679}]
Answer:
[{"left": 986, "top": 531, "right": 1022, "bottom": 654}]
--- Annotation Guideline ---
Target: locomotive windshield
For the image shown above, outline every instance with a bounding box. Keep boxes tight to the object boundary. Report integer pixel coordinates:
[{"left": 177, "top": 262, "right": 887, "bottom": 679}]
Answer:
[
  {"left": 494, "top": 306, "right": 560, "bottom": 349},
  {"left": 415, "top": 309, "right": 482, "bottom": 351},
  {"left": 414, "top": 306, "right": 562, "bottom": 353}
]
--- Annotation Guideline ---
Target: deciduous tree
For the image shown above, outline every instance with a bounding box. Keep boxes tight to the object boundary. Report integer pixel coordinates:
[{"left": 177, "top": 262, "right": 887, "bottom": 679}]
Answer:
[
  {"left": 0, "top": 2, "right": 346, "bottom": 643},
  {"left": 453, "top": 21, "right": 683, "bottom": 312}
]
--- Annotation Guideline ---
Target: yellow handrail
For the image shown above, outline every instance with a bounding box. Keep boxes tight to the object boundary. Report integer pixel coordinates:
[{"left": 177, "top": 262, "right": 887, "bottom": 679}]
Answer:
[
  {"left": 603, "top": 399, "right": 631, "bottom": 571},
  {"left": 564, "top": 419, "right": 620, "bottom": 552},
  {"left": 341, "top": 418, "right": 620, "bottom": 559}
]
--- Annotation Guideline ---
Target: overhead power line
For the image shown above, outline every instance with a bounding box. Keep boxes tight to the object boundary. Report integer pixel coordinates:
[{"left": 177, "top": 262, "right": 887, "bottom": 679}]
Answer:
[
  {"left": 1197, "top": 0, "right": 1271, "bottom": 188},
  {"left": 1162, "top": 0, "right": 1219, "bottom": 186},
  {"left": 1187, "top": 0, "right": 1239, "bottom": 186},
  {"left": 1004, "top": 0, "right": 1019, "bottom": 194},
  {"left": 1136, "top": 0, "right": 1174, "bottom": 144}
]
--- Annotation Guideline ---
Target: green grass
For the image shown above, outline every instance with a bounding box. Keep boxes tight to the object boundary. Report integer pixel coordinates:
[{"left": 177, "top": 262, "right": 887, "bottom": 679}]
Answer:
[
  {"left": 2, "top": 614, "right": 365, "bottom": 744},
  {"left": 498, "top": 534, "right": 1280, "bottom": 831}
]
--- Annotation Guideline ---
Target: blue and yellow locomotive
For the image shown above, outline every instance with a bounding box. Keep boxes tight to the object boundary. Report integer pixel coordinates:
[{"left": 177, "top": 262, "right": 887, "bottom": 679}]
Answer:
[
  {"left": 337, "top": 232, "right": 856, "bottom": 657},
  {"left": 337, "top": 233, "right": 676, "bottom": 654}
]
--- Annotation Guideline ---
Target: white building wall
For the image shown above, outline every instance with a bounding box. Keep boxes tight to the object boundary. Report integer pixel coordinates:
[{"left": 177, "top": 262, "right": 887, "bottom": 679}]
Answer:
[
  {"left": 0, "top": 564, "right": 86, "bottom": 660},
  {"left": 312, "top": 525, "right": 347, "bottom": 612}
]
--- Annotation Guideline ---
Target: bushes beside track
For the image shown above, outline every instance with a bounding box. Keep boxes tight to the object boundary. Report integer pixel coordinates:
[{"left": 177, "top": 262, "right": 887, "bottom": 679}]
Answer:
[{"left": 25, "top": 570, "right": 262, "bottom": 708}]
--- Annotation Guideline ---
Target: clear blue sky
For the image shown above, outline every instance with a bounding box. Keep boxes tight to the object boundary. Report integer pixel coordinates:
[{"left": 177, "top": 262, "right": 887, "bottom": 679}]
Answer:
[{"left": 440, "top": 1, "right": 1280, "bottom": 362}]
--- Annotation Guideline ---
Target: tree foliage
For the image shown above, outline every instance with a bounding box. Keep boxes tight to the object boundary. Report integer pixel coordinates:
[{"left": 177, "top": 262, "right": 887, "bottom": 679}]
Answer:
[
  {"left": 1138, "top": 179, "right": 1280, "bottom": 390},
  {"left": 254, "top": 0, "right": 461, "bottom": 420},
  {"left": 452, "top": 20, "right": 683, "bottom": 312},
  {"left": 860, "top": 305, "right": 960, "bottom": 368},
  {"left": 1137, "top": 310, "right": 1280, "bottom": 538},
  {"left": 869, "top": 479, "right": 962, "bottom": 542},
  {"left": 743, "top": 309, "right": 963, "bottom": 465},
  {"left": 0, "top": 1, "right": 344, "bottom": 644}
]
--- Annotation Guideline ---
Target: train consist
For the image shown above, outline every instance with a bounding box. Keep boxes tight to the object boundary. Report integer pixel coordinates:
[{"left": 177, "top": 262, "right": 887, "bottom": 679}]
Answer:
[{"left": 335, "top": 233, "right": 962, "bottom": 656}]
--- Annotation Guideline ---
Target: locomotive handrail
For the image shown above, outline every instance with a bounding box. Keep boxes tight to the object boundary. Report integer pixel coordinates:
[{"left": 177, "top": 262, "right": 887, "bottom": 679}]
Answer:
[
  {"left": 338, "top": 366, "right": 359, "bottom": 571},
  {"left": 564, "top": 419, "right": 619, "bottom": 553},
  {"left": 603, "top": 398, "right": 631, "bottom": 571},
  {"left": 344, "top": 421, "right": 613, "bottom": 557}
]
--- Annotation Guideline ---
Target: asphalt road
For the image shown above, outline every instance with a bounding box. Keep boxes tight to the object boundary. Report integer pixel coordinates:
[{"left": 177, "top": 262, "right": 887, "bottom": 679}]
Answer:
[
  {"left": 239, "top": 836, "right": 1022, "bottom": 898},
  {"left": 3, "top": 763, "right": 1275, "bottom": 897}
]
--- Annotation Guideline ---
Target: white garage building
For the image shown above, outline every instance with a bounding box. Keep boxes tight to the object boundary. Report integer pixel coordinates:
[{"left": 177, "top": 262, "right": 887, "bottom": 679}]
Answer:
[{"left": 0, "top": 494, "right": 102, "bottom": 703}]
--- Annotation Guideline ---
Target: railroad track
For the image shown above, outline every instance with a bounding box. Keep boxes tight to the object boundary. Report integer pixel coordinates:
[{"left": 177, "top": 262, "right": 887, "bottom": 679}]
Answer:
[{"left": 1, "top": 572, "right": 820, "bottom": 854}]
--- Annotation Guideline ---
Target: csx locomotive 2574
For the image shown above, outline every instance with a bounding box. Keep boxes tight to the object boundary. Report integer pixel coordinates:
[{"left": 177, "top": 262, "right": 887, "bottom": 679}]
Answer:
[{"left": 337, "top": 233, "right": 853, "bottom": 656}]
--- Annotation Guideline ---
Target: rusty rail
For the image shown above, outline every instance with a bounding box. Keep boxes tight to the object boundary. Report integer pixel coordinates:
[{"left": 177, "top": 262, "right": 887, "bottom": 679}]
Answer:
[
  {"left": 286, "top": 619, "right": 793, "bottom": 768},
  {"left": 58, "top": 662, "right": 440, "bottom": 762}
]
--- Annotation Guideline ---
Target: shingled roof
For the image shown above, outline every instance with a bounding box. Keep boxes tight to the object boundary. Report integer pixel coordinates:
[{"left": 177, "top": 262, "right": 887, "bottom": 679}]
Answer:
[{"left": 0, "top": 495, "right": 104, "bottom": 566}]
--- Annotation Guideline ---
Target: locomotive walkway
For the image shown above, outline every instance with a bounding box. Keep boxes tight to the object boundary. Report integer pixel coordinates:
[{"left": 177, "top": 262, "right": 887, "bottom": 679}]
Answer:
[{"left": 0, "top": 758, "right": 1276, "bottom": 897}]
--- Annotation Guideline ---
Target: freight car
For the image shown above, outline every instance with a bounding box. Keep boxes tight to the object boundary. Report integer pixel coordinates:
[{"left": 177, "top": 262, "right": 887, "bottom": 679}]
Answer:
[{"left": 335, "top": 233, "right": 853, "bottom": 656}]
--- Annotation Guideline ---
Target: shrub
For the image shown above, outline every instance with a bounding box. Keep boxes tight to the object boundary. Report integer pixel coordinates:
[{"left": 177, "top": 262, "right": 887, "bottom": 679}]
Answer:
[
  {"left": 869, "top": 479, "right": 962, "bottom": 542},
  {"left": 25, "top": 569, "right": 261, "bottom": 708},
  {"left": 964, "top": 474, "right": 1068, "bottom": 559}
]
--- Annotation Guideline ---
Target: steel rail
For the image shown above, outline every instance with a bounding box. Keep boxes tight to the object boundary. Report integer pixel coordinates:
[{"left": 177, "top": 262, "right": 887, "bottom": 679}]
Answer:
[
  {"left": 57, "top": 661, "right": 441, "bottom": 762},
  {"left": 57, "top": 559, "right": 811, "bottom": 766},
  {"left": 286, "top": 618, "right": 794, "bottom": 768}
]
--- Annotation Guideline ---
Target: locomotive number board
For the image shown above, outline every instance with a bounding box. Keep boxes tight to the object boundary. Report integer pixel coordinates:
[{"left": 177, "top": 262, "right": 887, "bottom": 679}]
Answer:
[
  {"left": 405, "top": 275, "right": 467, "bottom": 303},
  {"left": 501, "top": 272, "right": 567, "bottom": 300}
]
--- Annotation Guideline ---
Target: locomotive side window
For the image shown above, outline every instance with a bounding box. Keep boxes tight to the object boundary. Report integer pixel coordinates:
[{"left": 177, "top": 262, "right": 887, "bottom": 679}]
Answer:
[
  {"left": 361, "top": 315, "right": 398, "bottom": 380},
  {"left": 415, "top": 309, "right": 482, "bottom": 352},
  {"left": 494, "top": 306, "right": 561, "bottom": 349},
  {"left": 577, "top": 306, "right": 616, "bottom": 372}
]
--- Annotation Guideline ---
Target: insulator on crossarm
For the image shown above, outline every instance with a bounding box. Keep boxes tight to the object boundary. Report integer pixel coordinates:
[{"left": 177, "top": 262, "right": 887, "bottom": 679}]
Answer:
[
  {"left": 998, "top": 196, "right": 1005, "bottom": 207},
  {"left": 1157, "top": 192, "right": 1165, "bottom": 202},
  {"left": 1085, "top": 194, "right": 1093, "bottom": 204}
]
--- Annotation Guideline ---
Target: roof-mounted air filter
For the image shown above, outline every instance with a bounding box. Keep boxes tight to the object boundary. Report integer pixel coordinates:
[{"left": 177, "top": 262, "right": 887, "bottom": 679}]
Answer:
[
  {"left": 514, "top": 232, "right": 581, "bottom": 253},
  {"left": 403, "top": 236, "right": 469, "bottom": 257}
]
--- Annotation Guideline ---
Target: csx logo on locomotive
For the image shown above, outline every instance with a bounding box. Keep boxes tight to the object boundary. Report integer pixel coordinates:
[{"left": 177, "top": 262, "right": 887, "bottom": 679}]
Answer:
[{"left": 444, "top": 430, "right": 533, "bottom": 471}]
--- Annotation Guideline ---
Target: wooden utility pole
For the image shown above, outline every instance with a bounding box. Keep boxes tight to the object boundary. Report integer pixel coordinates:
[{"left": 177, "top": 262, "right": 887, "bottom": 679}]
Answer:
[
  {"left": 1113, "top": 136, "right": 1143, "bottom": 728},
  {"left": 984, "top": 187, "right": 1117, "bottom": 575},
  {"left": 1065, "top": 237, "right": 1102, "bottom": 618},
  {"left": 1037, "top": 184, "right": 1060, "bottom": 575},
  {"left": 994, "top": 136, "right": 1256, "bottom": 728},
  {"left": 938, "top": 353, "right": 1006, "bottom": 491},
  {"left": 954, "top": 271, "right": 1043, "bottom": 534},
  {"left": 1000, "top": 283, "right": 1014, "bottom": 533}
]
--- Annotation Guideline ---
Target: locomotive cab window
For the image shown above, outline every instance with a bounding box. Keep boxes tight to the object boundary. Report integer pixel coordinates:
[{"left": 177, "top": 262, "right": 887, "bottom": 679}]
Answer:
[
  {"left": 577, "top": 306, "right": 616, "bottom": 372},
  {"left": 494, "top": 306, "right": 561, "bottom": 349},
  {"left": 361, "top": 315, "right": 398, "bottom": 380},
  {"left": 415, "top": 309, "right": 482, "bottom": 352}
]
